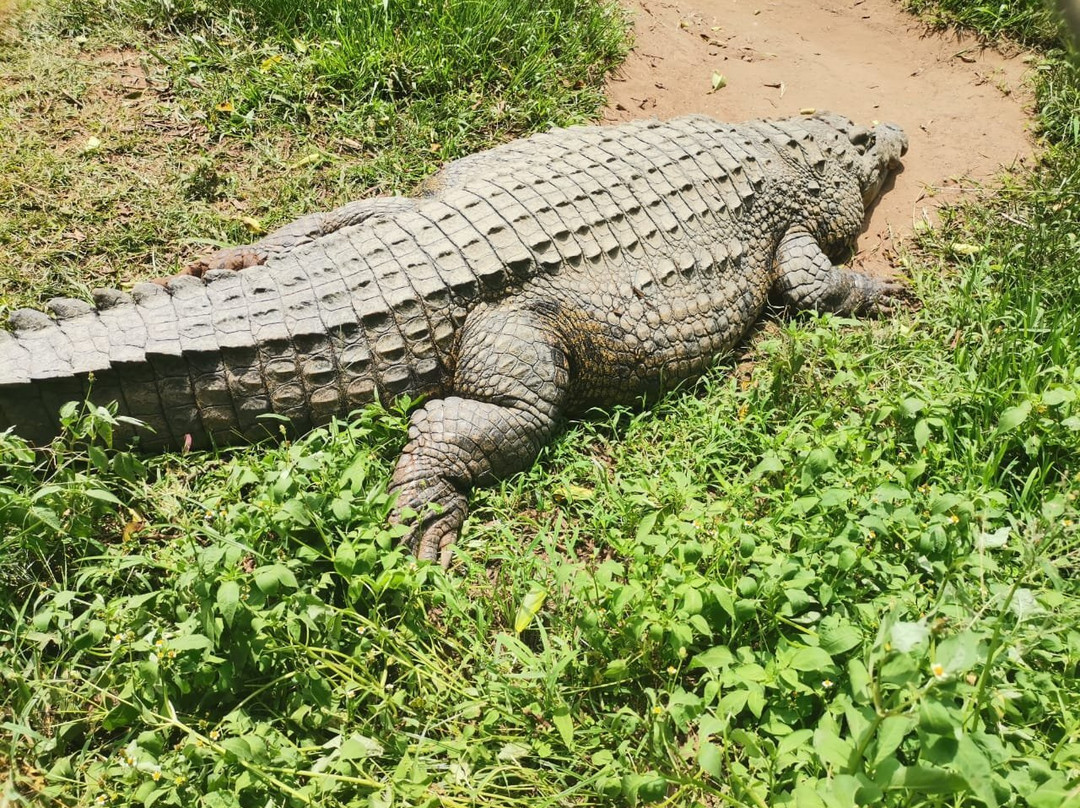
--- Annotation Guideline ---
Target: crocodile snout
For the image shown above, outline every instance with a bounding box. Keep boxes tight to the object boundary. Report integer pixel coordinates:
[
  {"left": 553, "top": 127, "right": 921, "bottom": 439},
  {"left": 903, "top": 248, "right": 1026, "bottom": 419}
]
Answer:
[{"left": 858, "top": 120, "right": 907, "bottom": 206}]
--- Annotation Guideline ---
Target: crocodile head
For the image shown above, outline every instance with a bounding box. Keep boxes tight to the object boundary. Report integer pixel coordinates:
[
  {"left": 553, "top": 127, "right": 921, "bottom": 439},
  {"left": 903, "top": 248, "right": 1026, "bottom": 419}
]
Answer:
[{"left": 816, "top": 112, "right": 908, "bottom": 207}]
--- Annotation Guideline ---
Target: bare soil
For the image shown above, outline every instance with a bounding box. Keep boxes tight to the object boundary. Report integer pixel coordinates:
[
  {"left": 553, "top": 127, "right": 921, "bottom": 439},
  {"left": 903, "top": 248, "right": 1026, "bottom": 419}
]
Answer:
[{"left": 604, "top": 0, "right": 1036, "bottom": 273}]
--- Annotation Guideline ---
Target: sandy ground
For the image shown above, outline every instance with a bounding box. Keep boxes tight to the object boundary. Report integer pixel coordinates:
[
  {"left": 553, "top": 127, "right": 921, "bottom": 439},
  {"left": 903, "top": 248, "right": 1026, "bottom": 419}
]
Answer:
[{"left": 603, "top": 0, "right": 1036, "bottom": 273}]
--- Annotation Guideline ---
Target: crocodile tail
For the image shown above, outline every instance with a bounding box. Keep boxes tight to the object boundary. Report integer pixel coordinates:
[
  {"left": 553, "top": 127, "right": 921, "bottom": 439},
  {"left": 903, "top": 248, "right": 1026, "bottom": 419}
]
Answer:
[{"left": 0, "top": 268, "right": 362, "bottom": 450}]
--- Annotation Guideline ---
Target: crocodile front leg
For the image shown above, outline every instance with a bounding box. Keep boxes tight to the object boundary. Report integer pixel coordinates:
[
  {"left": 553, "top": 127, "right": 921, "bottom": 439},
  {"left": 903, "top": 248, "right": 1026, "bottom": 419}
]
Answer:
[
  {"left": 389, "top": 301, "right": 570, "bottom": 566},
  {"left": 772, "top": 228, "right": 903, "bottom": 316}
]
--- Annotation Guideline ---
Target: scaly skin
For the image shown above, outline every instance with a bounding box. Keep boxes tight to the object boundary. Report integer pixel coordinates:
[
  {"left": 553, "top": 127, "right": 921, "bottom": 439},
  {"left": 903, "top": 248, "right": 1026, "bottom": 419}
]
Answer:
[{"left": 0, "top": 112, "right": 907, "bottom": 564}]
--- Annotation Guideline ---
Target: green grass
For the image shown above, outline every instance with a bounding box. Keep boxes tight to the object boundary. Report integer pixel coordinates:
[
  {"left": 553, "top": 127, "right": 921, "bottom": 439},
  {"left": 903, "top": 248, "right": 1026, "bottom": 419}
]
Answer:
[
  {"left": 905, "top": 0, "right": 1063, "bottom": 48},
  {"left": 3, "top": 1, "right": 1080, "bottom": 806},
  {"left": 0, "top": 0, "right": 626, "bottom": 310}
]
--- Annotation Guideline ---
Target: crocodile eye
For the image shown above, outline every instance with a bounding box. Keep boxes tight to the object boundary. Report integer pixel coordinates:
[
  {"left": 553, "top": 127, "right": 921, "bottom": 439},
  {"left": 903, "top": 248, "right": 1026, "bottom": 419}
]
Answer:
[{"left": 849, "top": 128, "right": 876, "bottom": 155}]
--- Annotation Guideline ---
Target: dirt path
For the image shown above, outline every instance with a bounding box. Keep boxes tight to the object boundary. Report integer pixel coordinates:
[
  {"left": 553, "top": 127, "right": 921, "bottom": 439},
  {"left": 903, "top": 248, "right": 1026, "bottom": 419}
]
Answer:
[{"left": 604, "top": 0, "right": 1035, "bottom": 273}]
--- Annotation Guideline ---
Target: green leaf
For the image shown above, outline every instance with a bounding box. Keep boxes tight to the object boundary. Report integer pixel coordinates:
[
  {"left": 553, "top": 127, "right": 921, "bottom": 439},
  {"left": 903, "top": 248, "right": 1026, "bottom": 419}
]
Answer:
[
  {"left": 552, "top": 704, "right": 574, "bottom": 749},
  {"left": 793, "top": 780, "right": 828, "bottom": 808},
  {"left": 914, "top": 418, "right": 931, "bottom": 450},
  {"left": 890, "top": 621, "right": 929, "bottom": 652},
  {"left": 789, "top": 645, "right": 834, "bottom": 672},
  {"left": 698, "top": 740, "right": 724, "bottom": 777},
  {"left": 625, "top": 772, "right": 668, "bottom": 804},
  {"left": 777, "top": 729, "right": 814, "bottom": 759},
  {"left": 802, "top": 446, "right": 836, "bottom": 483},
  {"left": 996, "top": 400, "right": 1031, "bottom": 434},
  {"left": 1010, "top": 587, "right": 1040, "bottom": 620},
  {"left": 894, "top": 764, "right": 967, "bottom": 793},
  {"left": 168, "top": 634, "right": 212, "bottom": 651},
  {"left": 667, "top": 689, "right": 703, "bottom": 729},
  {"left": 73, "top": 619, "right": 107, "bottom": 651},
  {"left": 717, "top": 689, "right": 748, "bottom": 717},
  {"left": 690, "top": 645, "right": 735, "bottom": 673},
  {"left": 1030, "top": 783, "right": 1080, "bottom": 808},
  {"left": 682, "top": 587, "right": 703, "bottom": 615},
  {"left": 750, "top": 453, "right": 785, "bottom": 478},
  {"left": 746, "top": 686, "right": 766, "bottom": 718},
  {"left": 918, "top": 699, "right": 957, "bottom": 735},
  {"left": 872, "top": 715, "right": 914, "bottom": 768},
  {"left": 219, "top": 737, "right": 252, "bottom": 761},
  {"left": 88, "top": 445, "right": 109, "bottom": 472},
  {"left": 1040, "top": 386, "right": 1075, "bottom": 406},
  {"left": 819, "top": 616, "right": 863, "bottom": 655},
  {"left": 847, "top": 659, "right": 872, "bottom": 703},
  {"left": 84, "top": 488, "right": 122, "bottom": 505},
  {"left": 253, "top": 564, "right": 298, "bottom": 596},
  {"left": 935, "top": 631, "right": 981, "bottom": 675},
  {"left": 204, "top": 793, "right": 241, "bottom": 808},
  {"left": 29, "top": 506, "right": 63, "bottom": 532},
  {"left": 900, "top": 397, "right": 926, "bottom": 417},
  {"left": 729, "top": 728, "right": 765, "bottom": 759},
  {"left": 813, "top": 724, "right": 854, "bottom": 770},
  {"left": 879, "top": 653, "right": 919, "bottom": 686},
  {"left": 497, "top": 741, "right": 530, "bottom": 762},
  {"left": 955, "top": 735, "right": 999, "bottom": 807},
  {"left": 339, "top": 733, "right": 384, "bottom": 760},
  {"left": 217, "top": 580, "right": 240, "bottom": 627},
  {"left": 603, "top": 658, "right": 629, "bottom": 680},
  {"left": 334, "top": 541, "right": 357, "bottom": 576},
  {"left": 514, "top": 585, "right": 547, "bottom": 634},
  {"left": 784, "top": 587, "right": 813, "bottom": 613}
]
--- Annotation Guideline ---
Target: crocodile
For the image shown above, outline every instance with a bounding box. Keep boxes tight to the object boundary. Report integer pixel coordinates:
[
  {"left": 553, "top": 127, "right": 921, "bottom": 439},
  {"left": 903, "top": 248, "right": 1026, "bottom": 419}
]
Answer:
[{"left": 0, "top": 112, "right": 907, "bottom": 564}]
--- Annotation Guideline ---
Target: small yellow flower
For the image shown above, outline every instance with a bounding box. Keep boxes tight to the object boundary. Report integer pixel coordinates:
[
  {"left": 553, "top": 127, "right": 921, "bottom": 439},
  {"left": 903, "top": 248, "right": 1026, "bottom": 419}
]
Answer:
[
  {"left": 822, "top": 679, "right": 834, "bottom": 688},
  {"left": 651, "top": 705, "right": 664, "bottom": 715},
  {"left": 931, "top": 663, "right": 947, "bottom": 680},
  {"left": 949, "top": 514, "right": 960, "bottom": 524},
  {"left": 151, "top": 770, "right": 161, "bottom": 782},
  {"left": 666, "top": 666, "right": 677, "bottom": 675},
  {"left": 209, "top": 730, "right": 220, "bottom": 741},
  {"left": 174, "top": 775, "right": 187, "bottom": 786}
]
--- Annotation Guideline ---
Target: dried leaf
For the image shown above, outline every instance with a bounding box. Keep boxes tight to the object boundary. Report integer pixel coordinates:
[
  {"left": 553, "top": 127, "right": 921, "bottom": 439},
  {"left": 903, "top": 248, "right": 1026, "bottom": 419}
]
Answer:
[
  {"left": 259, "top": 54, "right": 283, "bottom": 72},
  {"left": 514, "top": 586, "right": 547, "bottom": 634},
  {"left": 238, "top": 216, "right": 264, "bottom": 234},
  {"left": 288, "top": 153, "right": 323, "bottom": 170}
]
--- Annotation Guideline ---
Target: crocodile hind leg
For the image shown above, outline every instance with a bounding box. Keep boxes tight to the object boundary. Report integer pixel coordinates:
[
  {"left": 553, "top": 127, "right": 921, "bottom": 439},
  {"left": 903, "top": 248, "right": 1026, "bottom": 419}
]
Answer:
[
  {"left": 772, "top": 228, "right": 904, "bottom": 316},
  {"left": 182, "top": 198, "right": 416, "bottom": 276},
  {"left": 389, "top": 302, "right": 570, "bottom": 566}
]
